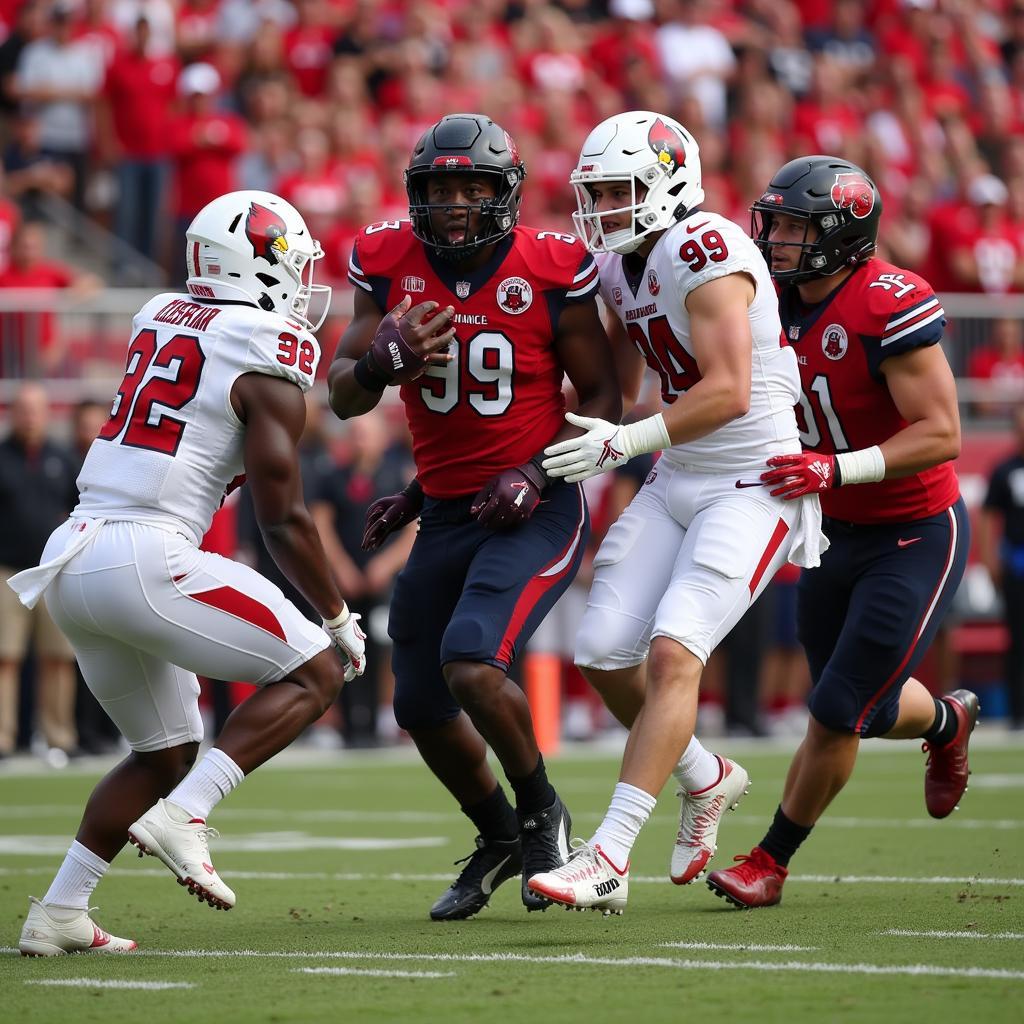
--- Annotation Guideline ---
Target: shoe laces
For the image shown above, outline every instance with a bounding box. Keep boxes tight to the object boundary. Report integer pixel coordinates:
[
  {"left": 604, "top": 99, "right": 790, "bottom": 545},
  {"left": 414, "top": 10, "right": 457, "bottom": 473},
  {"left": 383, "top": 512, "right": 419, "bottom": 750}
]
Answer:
[
  {"left": 727, "top": 849, "right": 778, "bottom": 884},
  {"left": 548, "top": 839, "right": 602, "bottom": 883}
]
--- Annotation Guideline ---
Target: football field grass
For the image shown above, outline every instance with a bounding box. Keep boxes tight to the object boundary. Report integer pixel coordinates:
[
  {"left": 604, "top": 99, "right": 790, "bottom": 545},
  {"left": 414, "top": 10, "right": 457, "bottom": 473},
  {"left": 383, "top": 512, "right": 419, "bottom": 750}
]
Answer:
[{"left": 1, "top": 737, "right": 1022, "bottom": 1023}]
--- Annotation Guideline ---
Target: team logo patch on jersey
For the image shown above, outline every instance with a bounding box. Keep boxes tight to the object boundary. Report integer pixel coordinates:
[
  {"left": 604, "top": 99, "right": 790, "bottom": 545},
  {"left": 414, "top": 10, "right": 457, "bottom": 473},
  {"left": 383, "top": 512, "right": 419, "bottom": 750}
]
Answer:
[
  {"left": 245, "top": 202, "right": 289, "bottom": 264},
  {"left": 822, "top": 323, "right": 848, "bottom": 360},
  {"left": 648, "top": 118, "right": 686, "bottom": 174},
  {"left": 456, "top": 280, "right": 471, "bottom": 299},
  {"left": 647, "top": 269, "right": 660, "bottom": 296},
  {"left": 497, "top": 276, "right": 533, "bottom": 314},
  {"left": 830, "top": 174, "right": 874, "bottom": 220},
  {"left": 401, "top": 275, "right": 425, "bottom": 293},
  {"left": 612, "top": 286, "right": 623, "bottom": 306}
]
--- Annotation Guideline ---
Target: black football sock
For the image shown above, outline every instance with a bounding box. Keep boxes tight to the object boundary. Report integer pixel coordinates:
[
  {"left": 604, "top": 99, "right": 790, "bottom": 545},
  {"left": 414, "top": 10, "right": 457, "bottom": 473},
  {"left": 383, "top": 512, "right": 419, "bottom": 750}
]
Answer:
[
  {"left": 462, "top": 784, "right": 519, "bottom": 843},
  {"left": 507, "top": 754, "right": 557, "bottom": 817},
  {"left": 922, "top": 697, "right": 958, "bottom": 746},
  {"left": 759, "top": 805, "right": 813, "bottom": 868}
]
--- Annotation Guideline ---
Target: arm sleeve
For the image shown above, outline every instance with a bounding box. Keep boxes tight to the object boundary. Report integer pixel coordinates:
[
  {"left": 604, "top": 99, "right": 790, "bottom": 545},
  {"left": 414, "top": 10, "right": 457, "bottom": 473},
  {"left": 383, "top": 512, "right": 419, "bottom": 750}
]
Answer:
[
  {"left": 347, "top": 236, "right": 390, "bottom": 313},
  {"left": 863, "top": 287, "right": 946, "bottom": 377}
]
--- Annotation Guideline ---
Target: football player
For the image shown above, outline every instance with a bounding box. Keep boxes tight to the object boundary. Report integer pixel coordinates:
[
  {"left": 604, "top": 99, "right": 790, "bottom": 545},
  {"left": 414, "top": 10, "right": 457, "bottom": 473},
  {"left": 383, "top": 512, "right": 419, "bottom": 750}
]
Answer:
[
  {"left": 9, "top": 191, "right": 365, "bottom": 955},
  {"left": 328, "top": 114, "right": 622, "bottom": 919},
  {"left": 527, "top": 110, "right": 825, "bottom": 914},
  {"left": 707, "top": 157, "right": 975, "bottom": 909}
]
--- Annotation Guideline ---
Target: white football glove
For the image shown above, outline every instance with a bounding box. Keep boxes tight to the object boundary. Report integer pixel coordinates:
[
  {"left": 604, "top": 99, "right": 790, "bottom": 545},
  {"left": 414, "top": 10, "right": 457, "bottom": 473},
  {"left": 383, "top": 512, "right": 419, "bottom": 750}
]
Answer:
[
  {"left": 541, "top": 412, "right": 671, "bottom": 483},
  {"left": 323, "top": 606, "right": 366, "bottom": 682}
]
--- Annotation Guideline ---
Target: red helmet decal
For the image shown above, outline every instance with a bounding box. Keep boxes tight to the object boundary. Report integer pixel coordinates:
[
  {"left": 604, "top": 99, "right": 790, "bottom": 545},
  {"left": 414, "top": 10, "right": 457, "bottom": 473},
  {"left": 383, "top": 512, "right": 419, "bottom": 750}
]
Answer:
[
  {"left": 246, "top": 202, "right": 289, "bottom": 263},
  {"left": 504, "top": 130, "right": 520, "bottom": 165},
  {"left": 432, "top": 155, "right": 473, "bottom": 168},
  {"left": 648, "top": 118, "right": 686, "bottom": 173},
  {"left": 830, "top": 174, "right": 874, "bottom": 220}
]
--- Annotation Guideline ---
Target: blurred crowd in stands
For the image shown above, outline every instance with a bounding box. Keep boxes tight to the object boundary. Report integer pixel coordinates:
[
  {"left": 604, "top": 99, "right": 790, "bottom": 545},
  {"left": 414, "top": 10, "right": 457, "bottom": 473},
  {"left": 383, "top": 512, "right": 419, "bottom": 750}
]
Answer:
[
  {"left": 0, "top": 0, "right": 1021, "bottom": 382},
  {"left": 1, "top": 0, "right": 1023, "bottom": 758}
]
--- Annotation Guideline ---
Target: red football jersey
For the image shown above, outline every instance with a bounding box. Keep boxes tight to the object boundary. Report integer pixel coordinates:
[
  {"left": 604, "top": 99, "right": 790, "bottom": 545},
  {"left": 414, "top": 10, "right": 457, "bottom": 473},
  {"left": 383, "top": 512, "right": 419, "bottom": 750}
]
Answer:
[
  {"left": 779, "top": 257, "right": 960, "bottom": 524},
  {"left": 350, "top": 222, "right": 599, "bottom": 498}
]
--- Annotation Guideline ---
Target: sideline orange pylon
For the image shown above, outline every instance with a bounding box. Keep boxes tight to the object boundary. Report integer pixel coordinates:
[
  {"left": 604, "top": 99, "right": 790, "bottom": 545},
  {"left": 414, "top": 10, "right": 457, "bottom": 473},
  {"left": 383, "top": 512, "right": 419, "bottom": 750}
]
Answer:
[{"left": 524, "top": 652, "right": 561, "bottom": 756}]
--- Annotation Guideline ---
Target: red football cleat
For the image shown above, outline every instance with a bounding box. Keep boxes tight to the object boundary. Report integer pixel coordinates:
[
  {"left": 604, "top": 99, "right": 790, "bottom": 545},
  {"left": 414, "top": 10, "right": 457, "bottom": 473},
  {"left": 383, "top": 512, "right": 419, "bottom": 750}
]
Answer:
[
  {"left": 923, "top": 689, "right": 980, "bottom": 819},
  {"left": 706, "top": 847, "right": 788, "bottom": 909}
]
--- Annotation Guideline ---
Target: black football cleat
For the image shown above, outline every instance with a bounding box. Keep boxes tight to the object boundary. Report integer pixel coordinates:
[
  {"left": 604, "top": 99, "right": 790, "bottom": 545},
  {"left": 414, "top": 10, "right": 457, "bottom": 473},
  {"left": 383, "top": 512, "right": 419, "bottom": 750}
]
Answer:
[
  {"left": 518, "top": 795, "right": 572, "bottom": 911},
  {"left": 429, "top": 836, "right": 522, "bottom": 921}
]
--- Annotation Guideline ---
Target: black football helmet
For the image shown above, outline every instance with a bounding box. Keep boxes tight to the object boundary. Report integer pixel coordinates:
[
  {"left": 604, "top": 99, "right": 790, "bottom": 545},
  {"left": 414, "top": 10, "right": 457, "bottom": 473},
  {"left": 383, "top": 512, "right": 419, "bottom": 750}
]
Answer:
[
  {"left": 405, "top": 113, "right": 526, "bottom": 261},
  {"left": 751, "top": 155, "right": 882, "bottom": 284}
]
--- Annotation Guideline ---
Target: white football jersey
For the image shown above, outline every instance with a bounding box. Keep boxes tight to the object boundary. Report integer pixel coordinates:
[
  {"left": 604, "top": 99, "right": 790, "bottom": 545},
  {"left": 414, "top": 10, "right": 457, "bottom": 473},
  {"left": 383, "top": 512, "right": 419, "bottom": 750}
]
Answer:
[
  {"left": 76, "top": 293, "right": 321, "bottom": 544},
  {"left": 598, "top": 211, "right": 800, "bottom": 471}
]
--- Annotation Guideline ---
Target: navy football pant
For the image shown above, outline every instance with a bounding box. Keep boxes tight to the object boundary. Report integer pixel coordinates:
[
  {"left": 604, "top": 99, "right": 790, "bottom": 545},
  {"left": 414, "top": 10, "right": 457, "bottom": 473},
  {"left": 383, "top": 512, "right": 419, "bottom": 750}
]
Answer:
[
  {"left": 388, "top": 482, "right": 588, "bottom": 730},
  {"left": 799, "top": 498, "right": 969, "bottom": 737}
]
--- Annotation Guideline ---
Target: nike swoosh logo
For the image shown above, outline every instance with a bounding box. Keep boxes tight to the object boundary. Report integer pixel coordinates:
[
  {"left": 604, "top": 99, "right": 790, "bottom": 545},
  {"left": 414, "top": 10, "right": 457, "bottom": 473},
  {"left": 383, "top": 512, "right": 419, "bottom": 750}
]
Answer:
[
  {"left": 685, "top": 221, "right": 710, "bottom": 234},
  {"left": 735, "top": 480, "right": 764, "bottom": 489},
  {"left": 481, "top": 855, "right": 512, "bottom": 895},
  {"left": 557, "top": 819, "right": 570, "bottom": 863},
  {"left": 897, "top": 537, "right": 922, "bottom": 548}
]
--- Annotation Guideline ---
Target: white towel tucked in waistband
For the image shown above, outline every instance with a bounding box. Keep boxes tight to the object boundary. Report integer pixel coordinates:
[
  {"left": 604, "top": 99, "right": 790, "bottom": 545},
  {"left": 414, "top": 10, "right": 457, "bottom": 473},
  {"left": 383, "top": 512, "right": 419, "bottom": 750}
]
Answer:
[
  {"left": 787, "top": 495, "right": 829, "bottom": 569},
  {"left": 7, "top": 517, "right": 107, "bottom": 609}
]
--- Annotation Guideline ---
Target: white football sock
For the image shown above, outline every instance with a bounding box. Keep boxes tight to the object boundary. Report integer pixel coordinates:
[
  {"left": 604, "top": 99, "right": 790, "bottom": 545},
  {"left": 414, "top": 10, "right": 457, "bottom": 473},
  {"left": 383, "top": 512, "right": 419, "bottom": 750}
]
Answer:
[
  {"left": 590, "top": 782, "right": 657, "bottom": 871},
  {"left": 167, "top": 747, "right": 245, "bottom": 821},
  {"left": 43, "top": 840, "right": 109, "bottom": 910},
  {"left": 671, "top": 736, "right": 722, "bottom": 794}
]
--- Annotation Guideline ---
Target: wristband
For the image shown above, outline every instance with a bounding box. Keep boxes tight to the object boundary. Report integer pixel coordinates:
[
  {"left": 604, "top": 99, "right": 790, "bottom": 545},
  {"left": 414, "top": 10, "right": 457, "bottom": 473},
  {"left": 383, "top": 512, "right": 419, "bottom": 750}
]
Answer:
[
  {"left": 323, "top": 604, "right": 351, "bottom": 629},
  {"left": 835, "top": 445, "right": 885, "bottom": 486},
  {"left": 403, "top": 478, "right": 424, "bottom": 502},
  {"left": 353, "top": 352, "right": 389, "bottom": 393},
  {"left": 619, "top": 413, "right": 672, "bottom": 458}
]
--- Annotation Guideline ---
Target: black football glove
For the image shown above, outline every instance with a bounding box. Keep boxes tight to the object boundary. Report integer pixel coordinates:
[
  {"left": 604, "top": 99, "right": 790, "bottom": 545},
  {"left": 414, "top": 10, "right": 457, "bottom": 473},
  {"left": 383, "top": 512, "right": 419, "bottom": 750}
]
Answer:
[
  {"left": 362, "top": 479, "right": 424, "bottom": 551},
  {"left": 470, "top": 459, "right": 547, "bottom": 530}
]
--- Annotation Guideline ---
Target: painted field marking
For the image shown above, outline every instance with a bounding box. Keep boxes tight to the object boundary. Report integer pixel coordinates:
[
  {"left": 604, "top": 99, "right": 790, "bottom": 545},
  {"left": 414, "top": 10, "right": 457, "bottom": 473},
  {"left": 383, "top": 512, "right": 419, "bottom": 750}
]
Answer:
[
  {"left": 24, "top": 979, "right": 194, "bottom": 990},
  {"left": 1, "top": 867, "right": 1022, "bottom": 887},
  {"left": 969, "top": 774, "right": 1024, "bottom": 789},
  {"left": 2, "top": 805, "right": 1020, "bottom": 832},
  {"left": 0, "top": 834, "right": 448, "bottom": 856},
  {"left": 5, "top": 948, "right": 1021, "bottom": 981},
  {"left": 881, "top": 929, "right": 1024, "bottom": 941},
  {"left": 659, "top": 942, "right": 817, "bottom": 952},
  {"left": 296, "top": 967, "right": 455, "bottom": 979}
]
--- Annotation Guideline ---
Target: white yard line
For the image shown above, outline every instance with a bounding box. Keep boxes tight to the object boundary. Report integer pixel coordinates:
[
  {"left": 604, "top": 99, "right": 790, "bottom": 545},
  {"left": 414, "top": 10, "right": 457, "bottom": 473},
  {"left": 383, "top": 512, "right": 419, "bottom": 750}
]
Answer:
[
  {"left": 1, "top": 866, "right": 1022, "bottom": 887},
  {"left": 0, "top": 834, "right": 448, "bottom": 855},
  {"left": 296, "top": 967, "right": 455, "bottom": 979},
  {"left": 881, "top": 929, "right": 1024, "bottom": 940},
  {"left": 6, "top": 948, "right": 1022, "bottom": 981},
  {"left": 2, "top": 806, "right": 1020, "bottom": 832},
  {"left": 658, "top": 942, "right": 817, "bottom": 952},
  {"left": 24, "top": 979, "right": 194, "bottom": 990}
]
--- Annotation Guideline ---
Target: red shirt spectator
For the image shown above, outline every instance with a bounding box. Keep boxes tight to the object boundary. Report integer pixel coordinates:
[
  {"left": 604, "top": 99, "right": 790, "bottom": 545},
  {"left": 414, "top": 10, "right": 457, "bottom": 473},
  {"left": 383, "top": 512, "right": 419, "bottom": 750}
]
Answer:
[
  {"left": 103, "top": 28, "right": 179, "bottom": 160},
  {"left": 284, "top": 20, "right": 335, "bottom": 97},
  {"left": 0, "top": 221, "right": 91, "bottom": 373},
  {"left": 168, "top": 63, "right": 247, "bottom": 219}
]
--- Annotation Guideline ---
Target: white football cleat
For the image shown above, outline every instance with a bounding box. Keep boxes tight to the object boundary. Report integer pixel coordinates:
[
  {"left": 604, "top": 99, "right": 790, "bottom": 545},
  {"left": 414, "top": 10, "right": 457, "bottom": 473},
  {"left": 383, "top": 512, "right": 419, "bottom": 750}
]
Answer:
[
  {"left": 527, "top": 840, "right": 628, "bottom": 915},
  {"left": 128, "top": 798, "right": 236, "bottom": 910},
  {"left": 18, "top": 897, "right": 138, "bottom": 957},
  {"left": 670, "top": 755, "right": 750, "bottom": 885}
]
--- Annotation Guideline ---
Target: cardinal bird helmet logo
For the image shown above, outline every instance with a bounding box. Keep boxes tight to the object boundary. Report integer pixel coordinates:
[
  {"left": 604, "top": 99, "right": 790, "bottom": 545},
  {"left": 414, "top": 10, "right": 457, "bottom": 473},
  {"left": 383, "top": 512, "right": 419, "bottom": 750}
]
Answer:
[
  {"left": 647, "top": 118, "right": 687, "bottom": 174},
  {"left": 830, "top": 174, "right": 874, "bottom": 220},
  {"left": 245, "top": 202, "right": 289, "bottom": 264}
]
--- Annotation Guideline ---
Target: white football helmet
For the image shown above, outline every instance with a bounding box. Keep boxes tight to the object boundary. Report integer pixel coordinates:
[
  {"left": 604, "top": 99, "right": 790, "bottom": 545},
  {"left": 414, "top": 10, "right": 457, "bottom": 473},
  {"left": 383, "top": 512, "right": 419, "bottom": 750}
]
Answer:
[
  {"left": 570, "top": 111, "right": 704, "bottom": 254},
  {"left": 185, "top": 190, "right": 331, "bottom": 331}
]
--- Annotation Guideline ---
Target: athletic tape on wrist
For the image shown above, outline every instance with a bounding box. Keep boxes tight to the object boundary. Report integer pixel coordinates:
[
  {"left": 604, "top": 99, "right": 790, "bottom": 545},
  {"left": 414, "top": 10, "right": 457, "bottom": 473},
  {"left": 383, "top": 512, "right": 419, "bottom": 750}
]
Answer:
[{"left": 835, "top": 445, "right": 886, "bottom": 486}]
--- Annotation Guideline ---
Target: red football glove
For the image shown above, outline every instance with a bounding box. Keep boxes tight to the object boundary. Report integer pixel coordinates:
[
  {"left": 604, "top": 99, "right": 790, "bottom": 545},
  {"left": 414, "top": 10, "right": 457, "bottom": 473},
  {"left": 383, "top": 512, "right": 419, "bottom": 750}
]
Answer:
[
  {"left": 470, "top": 460, "right": 546, "bottom": 530},
  {"left": 361, "top": 479, "right": 424, "bottom": 551},
  {"left": 761, "top": 453, "right": 840, "bottom": 499}
]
